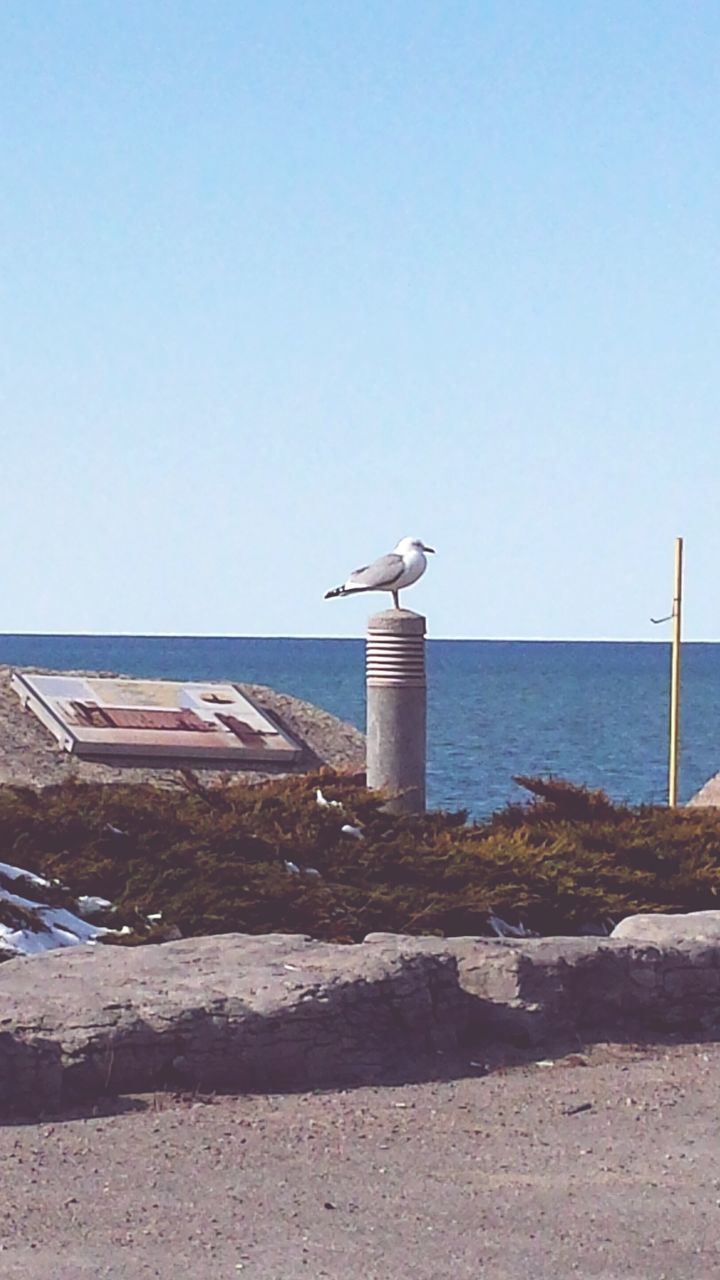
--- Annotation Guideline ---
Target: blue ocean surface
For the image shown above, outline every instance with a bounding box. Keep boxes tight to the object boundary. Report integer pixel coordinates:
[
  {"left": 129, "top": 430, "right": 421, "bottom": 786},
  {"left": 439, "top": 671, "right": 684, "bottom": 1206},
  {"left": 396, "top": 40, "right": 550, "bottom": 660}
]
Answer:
[{"left": 0, "top": 635, "right": 719, "bottom": 819}]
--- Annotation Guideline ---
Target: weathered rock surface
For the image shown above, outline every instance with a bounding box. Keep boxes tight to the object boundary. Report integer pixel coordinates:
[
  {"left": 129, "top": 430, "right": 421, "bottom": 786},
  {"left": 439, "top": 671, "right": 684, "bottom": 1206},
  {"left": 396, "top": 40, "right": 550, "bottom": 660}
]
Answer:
[
  {"left": 611, "top": 909, "right": 720, "bottom": 943},
  {"left": 4, "top": 929, "right": 720, "bottom": 1113},
  {"left": 0, "top": 934, "right": 464, "bottom": 1113},
  {"left": 688, "top": 771, "right": 720, "bottom": 807}
]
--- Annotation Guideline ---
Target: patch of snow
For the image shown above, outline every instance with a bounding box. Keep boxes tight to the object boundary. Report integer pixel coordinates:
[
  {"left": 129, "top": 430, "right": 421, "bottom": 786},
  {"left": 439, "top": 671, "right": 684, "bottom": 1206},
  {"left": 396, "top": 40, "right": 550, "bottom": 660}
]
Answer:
[
  {"left": 38, "top": 905, "right": 106, "bottom": 943},
  {"left": 0, "top": 861, "right": 52, "bottom": 889},
  {"left": 77, "top": 895, "right": 114, "bottom": 918},
  {"left": 2, "top": 886, "right": 54, "bottom": 912},
  {"left": 0, "top": 868, "right": 123, "bottom": 960},
  {"left": 0, "top": 923, "right": 61, "bottom": 956}
]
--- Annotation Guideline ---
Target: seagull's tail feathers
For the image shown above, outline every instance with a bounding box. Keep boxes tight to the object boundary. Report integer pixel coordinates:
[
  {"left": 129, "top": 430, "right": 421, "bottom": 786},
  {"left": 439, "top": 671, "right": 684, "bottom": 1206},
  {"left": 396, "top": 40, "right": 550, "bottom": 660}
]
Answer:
[{"left": 324, "top": 585, "right": 364, "bottom": 600}]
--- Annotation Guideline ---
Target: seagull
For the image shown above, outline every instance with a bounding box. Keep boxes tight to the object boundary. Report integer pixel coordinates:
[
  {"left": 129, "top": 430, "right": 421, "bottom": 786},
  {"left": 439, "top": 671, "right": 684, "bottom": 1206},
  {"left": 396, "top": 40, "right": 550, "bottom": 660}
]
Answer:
[
  {"left": 316, "top": 788, "right": 342, "bottom": 809},
  {"left": 340, "top": 824, "right": 364, "bottom": 839},
  {"left": 488, "top": 913, "right": 534, "bottom": 939},
  {"left": 324, "top": 537, "right": 435, "bottom": 610}
]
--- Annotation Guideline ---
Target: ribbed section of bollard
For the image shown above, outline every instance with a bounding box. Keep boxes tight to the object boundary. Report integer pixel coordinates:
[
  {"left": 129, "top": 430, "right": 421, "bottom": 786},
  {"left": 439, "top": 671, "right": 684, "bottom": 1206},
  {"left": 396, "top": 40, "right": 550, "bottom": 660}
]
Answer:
[
  {"left": 366, "top": 610, "right": 427, "bottom": 813},
  {"left": 366, "top": 610, "right": 426, "bottom": 688}
]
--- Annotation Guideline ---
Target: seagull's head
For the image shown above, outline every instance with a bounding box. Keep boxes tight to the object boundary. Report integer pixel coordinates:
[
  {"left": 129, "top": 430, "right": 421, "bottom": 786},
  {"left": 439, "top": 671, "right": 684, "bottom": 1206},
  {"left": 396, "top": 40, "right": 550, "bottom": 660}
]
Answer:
[{"left": 396, "top": 536, "right": 435, "bottom": 555}]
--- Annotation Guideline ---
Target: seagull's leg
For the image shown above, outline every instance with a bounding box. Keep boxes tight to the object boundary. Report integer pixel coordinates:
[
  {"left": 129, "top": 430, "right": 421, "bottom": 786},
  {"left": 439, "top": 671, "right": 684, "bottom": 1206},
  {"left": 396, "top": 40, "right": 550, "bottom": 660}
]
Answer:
[{"left": 392, "top": 589, "right": 400, "bottom": 609}]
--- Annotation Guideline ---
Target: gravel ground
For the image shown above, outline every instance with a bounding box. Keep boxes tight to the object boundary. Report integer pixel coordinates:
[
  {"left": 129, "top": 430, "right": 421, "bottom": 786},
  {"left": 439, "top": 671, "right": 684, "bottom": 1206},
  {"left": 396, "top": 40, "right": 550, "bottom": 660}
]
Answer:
[{"left": 2, "top": 1040, "right": 720, "bottom": 1279}]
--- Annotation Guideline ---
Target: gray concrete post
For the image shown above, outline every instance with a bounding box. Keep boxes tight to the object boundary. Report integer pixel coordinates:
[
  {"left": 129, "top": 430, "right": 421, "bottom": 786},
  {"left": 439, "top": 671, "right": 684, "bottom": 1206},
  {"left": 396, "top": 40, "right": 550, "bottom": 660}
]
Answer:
[{"left": 366, "top": 609, "right": 426, "bottom": 814}]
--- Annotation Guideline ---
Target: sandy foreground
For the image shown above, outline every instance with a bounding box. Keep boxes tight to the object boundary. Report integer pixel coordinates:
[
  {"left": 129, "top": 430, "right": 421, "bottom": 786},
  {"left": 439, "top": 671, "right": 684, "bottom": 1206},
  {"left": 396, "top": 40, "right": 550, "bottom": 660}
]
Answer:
[{"left": 1, "top": 1040, "right": 719, "bottom": 1280}]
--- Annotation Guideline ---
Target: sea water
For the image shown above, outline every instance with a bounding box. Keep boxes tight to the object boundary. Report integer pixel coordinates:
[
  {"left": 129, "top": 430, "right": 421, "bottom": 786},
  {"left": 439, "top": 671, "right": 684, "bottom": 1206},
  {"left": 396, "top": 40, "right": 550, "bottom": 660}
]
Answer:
[{"left": 0, "top": 635, "right": 718, "bottom": 819}]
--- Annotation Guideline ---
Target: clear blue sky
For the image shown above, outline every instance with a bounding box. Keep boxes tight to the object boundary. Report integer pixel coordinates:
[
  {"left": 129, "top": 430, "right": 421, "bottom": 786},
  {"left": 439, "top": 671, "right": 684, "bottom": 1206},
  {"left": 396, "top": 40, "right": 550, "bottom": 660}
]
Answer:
[{"left": 1, "top": 1, "right": 718, "bottom": 639}]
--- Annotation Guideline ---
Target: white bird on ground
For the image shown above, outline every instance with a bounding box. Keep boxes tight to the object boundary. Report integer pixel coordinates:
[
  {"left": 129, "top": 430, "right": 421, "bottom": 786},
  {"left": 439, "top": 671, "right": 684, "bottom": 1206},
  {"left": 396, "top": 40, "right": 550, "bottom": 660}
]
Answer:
[
  {"left": 341, "top": 824, "right": 364, "bottom": 840},
  {"left": 488, "top": 913, "right": 533, "bottom": 939},
  {"left": 316, "top": 788, "right": 342, "bottom": 809},
  {"left": 324, "top": 537, "right": 435, "bottom": 610}
]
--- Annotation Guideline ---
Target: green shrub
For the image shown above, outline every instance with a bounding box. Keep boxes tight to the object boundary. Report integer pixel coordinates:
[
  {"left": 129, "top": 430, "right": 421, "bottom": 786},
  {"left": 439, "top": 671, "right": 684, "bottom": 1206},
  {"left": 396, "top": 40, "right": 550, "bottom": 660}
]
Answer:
[{"left": 1, "top": 773, "right": 719, "bottom": 943}]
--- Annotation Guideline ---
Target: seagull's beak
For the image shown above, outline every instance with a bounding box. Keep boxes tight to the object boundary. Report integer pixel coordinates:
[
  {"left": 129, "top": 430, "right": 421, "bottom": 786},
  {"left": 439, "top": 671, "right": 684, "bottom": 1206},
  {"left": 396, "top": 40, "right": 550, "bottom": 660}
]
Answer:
[{"left": 422, "top": 544, "right": 436, "bottom": 553}]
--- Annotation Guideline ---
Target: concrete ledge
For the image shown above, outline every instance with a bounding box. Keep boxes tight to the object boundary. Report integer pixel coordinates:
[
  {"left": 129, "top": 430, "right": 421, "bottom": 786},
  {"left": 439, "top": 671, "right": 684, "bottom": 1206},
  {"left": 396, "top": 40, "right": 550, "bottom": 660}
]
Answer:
[{"left": 3, "top": 930, "right": 720, "bottom": 1113}]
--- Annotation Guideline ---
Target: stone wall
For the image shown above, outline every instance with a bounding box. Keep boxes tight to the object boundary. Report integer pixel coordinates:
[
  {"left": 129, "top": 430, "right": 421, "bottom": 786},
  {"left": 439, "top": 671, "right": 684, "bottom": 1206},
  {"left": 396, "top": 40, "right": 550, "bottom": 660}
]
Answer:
[{"left": 3, "top": 929, "right": 720, "bottom": 1113}]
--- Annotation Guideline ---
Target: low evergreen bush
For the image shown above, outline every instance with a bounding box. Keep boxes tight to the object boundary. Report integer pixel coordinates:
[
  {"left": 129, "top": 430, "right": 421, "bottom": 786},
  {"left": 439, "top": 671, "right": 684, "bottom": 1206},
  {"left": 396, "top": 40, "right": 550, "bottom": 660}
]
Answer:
[{"left": 1, "top": 773, "right": 719, "bottom": 943}]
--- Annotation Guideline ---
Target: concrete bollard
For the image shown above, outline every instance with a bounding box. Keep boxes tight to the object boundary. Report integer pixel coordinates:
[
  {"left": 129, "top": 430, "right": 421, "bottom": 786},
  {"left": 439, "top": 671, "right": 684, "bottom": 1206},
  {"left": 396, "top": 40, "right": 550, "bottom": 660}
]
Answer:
[{"left": 366, "top": 609, "right": 426, "bottom": 814}]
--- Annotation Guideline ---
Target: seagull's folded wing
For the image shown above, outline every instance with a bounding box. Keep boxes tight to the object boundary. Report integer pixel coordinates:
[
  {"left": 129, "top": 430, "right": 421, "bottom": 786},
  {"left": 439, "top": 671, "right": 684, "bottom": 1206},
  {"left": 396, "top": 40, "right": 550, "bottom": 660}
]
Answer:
[{"left": 346, "top": 553, "right": 405, "bottom": 590}]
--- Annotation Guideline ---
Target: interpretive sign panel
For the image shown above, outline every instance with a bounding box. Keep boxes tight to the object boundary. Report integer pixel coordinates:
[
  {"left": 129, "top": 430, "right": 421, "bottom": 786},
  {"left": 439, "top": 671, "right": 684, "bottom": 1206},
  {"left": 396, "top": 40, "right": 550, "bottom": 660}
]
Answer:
[{"left": 11, "top": 673, "right": 300, "bottom": 763}]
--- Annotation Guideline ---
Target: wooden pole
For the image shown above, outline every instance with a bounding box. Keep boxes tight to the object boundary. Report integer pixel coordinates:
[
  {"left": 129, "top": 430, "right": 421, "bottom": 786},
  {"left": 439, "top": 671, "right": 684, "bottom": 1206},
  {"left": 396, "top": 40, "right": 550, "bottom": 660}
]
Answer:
[{"left": 668, "top": 536, "right": 683, "bottom": 808}]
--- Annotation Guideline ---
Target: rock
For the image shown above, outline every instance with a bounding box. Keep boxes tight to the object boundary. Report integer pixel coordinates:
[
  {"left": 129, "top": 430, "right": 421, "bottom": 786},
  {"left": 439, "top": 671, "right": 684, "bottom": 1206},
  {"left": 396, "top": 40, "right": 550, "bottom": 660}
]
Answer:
[
  {"left": 611, "top": 911, "right": 720, "bottom": 943},
  {"left": 688, "top": 773, "right": 720, "bottom": 807},
  {"left": 3, "top": 929, "right": 720, "bottom": 1114},
  {"left": 0, "top": 933, "right": 464, "bottom": 1113}
]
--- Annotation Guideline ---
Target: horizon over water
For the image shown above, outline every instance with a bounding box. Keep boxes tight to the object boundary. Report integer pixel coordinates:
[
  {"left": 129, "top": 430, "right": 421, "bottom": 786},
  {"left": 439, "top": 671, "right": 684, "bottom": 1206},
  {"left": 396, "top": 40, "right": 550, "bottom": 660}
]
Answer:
[{"left": 1, "top": 634, "right": 719, "bottom": 818}]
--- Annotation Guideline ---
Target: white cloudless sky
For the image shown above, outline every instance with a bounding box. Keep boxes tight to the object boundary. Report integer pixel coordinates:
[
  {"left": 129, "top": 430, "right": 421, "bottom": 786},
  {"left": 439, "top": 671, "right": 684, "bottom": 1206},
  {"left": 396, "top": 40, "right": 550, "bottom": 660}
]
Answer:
[{"left": 1, "top": 0, "right": 718, "bottom": 639}]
